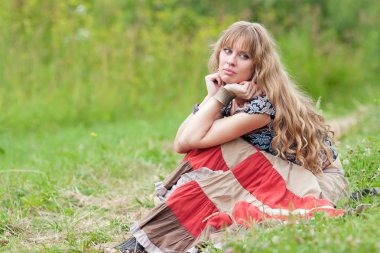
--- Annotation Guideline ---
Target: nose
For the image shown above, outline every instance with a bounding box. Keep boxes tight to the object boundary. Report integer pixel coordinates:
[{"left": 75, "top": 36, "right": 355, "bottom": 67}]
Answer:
[{"left": 227, "top": 54, "right": 237, "bottom": 66}]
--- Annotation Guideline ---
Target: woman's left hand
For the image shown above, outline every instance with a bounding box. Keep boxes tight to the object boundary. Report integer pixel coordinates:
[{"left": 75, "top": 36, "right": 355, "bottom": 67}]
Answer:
[
  {"left": 224, "top": 81, "right": 262, "bottom": 100},
  {"left": 205, "top": 73, "right": 224, "bottom": 97}
]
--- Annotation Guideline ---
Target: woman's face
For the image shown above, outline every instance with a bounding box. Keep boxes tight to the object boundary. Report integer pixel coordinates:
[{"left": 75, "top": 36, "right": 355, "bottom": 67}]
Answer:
[{"left": 218, "top": 40, "right": 254, "bottom": 84}]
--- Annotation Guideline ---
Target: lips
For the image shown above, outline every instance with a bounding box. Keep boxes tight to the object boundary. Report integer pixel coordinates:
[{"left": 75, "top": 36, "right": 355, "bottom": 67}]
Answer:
[{"left": 223, "top": 68, "right": 236, "bottom": 75}]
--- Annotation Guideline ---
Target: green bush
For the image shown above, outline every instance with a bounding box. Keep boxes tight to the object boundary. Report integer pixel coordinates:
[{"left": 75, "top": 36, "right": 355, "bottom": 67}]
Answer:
[{"left": 0, "top": 0, "right": 379, "bottom": 132}]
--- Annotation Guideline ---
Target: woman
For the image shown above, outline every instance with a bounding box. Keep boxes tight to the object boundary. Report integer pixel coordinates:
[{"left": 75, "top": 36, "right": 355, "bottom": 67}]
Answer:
[{"left": 110, "top": 21, "right": 349, "bottom": 253}]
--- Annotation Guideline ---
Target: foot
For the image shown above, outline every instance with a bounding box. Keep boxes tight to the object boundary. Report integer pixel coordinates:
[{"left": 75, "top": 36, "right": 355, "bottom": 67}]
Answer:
[
  {"left": 350, "top": 187, "right": 380, "bottom": 201},
  {"left": 115, "top": 237, "right": 146, "bottom": 253}
]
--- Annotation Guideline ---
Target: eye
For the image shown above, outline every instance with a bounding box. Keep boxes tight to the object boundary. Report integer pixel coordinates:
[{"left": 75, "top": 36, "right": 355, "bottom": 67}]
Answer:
[
  {"left": 223, "top": 47, "right": 232, "bottom": 54},
  {"left": 239, "top": 53, "right": 250, "bottom": 60}
]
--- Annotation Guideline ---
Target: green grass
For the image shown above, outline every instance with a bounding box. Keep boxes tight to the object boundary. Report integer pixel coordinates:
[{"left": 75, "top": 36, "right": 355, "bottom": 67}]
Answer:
[
  {"left": 1, "top": 1, "right": 380, "bottom": 252},
  {"left": 0, "top": 117, "right": 183, "bottom": 252},
  {"left": 0, "top": 106, "right": 379, "bottom": 252}
]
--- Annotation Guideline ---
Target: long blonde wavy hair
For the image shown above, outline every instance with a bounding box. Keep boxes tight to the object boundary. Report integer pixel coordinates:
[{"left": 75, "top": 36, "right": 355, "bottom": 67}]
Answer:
[{"left": 208, "top": 21, "right": 335, "bottom": 174}]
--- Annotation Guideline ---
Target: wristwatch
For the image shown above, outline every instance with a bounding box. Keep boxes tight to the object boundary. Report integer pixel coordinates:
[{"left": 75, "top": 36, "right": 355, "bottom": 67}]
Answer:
[{"left": 192, "top": 103, "right": 200, "bottom": 114}]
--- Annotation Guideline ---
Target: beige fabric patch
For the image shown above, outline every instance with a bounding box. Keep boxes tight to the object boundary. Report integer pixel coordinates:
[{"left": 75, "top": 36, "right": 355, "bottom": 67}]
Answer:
[
  {"left": 261, "top": 151, "right": 322, "bottom": 198},
  {"left": 221, "top": 138, "right": 257, "bottom": 169},
  {"left": 316, "top": 172, "right": 349, "bottom": 206}
]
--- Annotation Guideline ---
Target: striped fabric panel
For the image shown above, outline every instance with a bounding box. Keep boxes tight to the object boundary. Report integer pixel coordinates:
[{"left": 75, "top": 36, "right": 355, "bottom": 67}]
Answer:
[
  {"left": 163, "top": 160, "right": 194, "bottom": 190},
  {"left": 233, "top": 201, "right": 343, "bottom": 224},
  {"left": 260, "top": 151, "right": 322, "bottom": 198},
  {"left": 231, "top": 151, "right": 335, "bottom": 210},
  {"left": 197, "top": 167, "right": 337, "bottom": 223},
  {"left": 316, "top": 172, "right": 349, "bottom": 206},
  {"left": 135, "top": 203, "right": 195, "bottom": 252},
  {"left": 184, "top": 146, "right": 229, "bottom": 171},
  {"left": 220, "top": 138, "right": 257, "bottom": 169},
  {"left": 166, "top": 180, "right": 220, "bottom": 237}
]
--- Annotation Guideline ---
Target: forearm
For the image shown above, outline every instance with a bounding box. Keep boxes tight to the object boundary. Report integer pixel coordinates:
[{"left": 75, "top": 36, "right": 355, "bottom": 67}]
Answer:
[
  {"left": 174, "top": 114, "right": 193, "bottom": 151},
  {"left": 174, "top": 95, "right": 222, "bottom": 153},
  {"left": 177, "top": 98, "right": 223, "bottom": 151},
  {"left": 174, "top": 95, "right": 212, "bottom": 152}
]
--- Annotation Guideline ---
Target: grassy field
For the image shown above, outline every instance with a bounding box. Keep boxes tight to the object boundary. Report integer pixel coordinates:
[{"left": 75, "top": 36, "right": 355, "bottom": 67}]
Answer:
[
  {"left": 1, "top": 1, "right": 380, "bottom": 252},
  {"left": 0, "top": 104, "right": 379, "bottom": 252},
  {"left": 0, "top": 117, "right": 181, "bottom": 252}
]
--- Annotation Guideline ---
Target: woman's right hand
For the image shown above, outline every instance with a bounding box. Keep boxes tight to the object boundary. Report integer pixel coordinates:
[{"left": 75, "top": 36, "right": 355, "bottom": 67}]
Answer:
[
  {"left": 224, "top": 81, "right": 262, "bottom": 101},
  {"left": 205, "top": 73, "right": 224, "bottom": 97}
]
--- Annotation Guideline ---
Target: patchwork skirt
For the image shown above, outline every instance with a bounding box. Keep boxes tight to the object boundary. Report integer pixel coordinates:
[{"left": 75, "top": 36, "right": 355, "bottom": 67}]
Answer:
[{"left": 131, "top": 138, "right": 349, "bottom": 253}]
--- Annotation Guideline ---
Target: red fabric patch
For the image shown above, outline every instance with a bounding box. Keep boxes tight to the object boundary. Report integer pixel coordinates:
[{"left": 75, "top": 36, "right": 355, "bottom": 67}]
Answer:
[
  {"left": 183, "top": 146, "right": 229, "bottom": 171},
  {"left": 232, "top": 151, "right": 335, "bottom": 211},
  {"left": 233, "top": 200, "right": 344, "bottom": 227},
  {"left": 166, "top": 181, "right": 219, "bottom": 237},
  {"left": 306, "top": 207, "right": 345, "bottom": 217},
  {"left": 205, "top": 212, "right": 233, "bottom": 230},
  {"left": 233, "top": 201, "right": 268, "bottom": 227}
]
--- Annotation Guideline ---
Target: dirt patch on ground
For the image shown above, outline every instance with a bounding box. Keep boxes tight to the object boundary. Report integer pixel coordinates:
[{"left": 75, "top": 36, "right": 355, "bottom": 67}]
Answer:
[{"left": 328, "top": 106, "right": 367, "bottom": 139}]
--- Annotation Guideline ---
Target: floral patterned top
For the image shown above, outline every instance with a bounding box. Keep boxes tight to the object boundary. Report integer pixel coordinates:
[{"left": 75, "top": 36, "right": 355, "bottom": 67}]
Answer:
[{"left": 222, "top": 95, "right": 338, "bottom": 168}]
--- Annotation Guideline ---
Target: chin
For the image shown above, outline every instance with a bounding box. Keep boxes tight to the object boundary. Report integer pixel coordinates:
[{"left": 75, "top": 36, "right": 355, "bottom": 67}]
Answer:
[
  {"left": 220, "top": 76, "right": 236, "bottom": 84},
  {"left": 222, "top": 77, "right": 243, "bottom": 84},
  {"left": 219, "top": 71, "right": 248, "bottom": 84},
  {"left": 220, "top": 74, "right": 245, "bottom": 84}
]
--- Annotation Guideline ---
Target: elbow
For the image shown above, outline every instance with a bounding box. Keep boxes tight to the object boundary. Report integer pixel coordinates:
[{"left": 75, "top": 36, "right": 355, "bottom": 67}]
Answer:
[
  {"left": 174, "top": 144, "right": 187, "bottom": 154},
  {"left": 174, "top": 135, "right": 202, "bottom": 153},
  {"left": 174, "top": 134, "right": 204, "bottom": 154},
  {"left": 174, "top": 137, "right": 191, "bottom": 154}
]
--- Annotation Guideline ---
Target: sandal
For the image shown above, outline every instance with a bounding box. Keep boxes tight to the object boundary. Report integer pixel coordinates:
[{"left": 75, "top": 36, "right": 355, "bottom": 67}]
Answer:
[
  {"left": 114, "top": 236, "right": 146, "bottom": 253},
  {"left": 350, "top": 187, "right": 380, "bottom": 201}
]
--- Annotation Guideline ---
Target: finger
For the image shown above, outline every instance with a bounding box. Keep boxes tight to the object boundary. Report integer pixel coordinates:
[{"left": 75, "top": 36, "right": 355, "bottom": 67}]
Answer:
[
  {"left": 252, "top": 88, "right": 262, "bottom": 99},
  {"left": 206, "top": 75, "right": 218, "bottom": 85},
  {"left": 248, "top": 89, "right": 255, "bottom": 99},
  {"left": 242, "top": 83, "right": 249, "bottom": 93},
  {"left": 246, "top": 82, "right": 253, "bottom": 93},
  {"left": 206, "top": 73, "right": 217, "bottom": 81},
  {"left": 216, "top": 75, "right": 223, "bottom": 85},
  {"left": 240, "top": 81, "right": 249, "bottom": 90},
  {"left": 248, "top": 85, "right": 256, "bottom": 98},
  {"left": 212, "top": 75, "right": 219, "bottom": 85},
  {"left": 211, "top": 74, "right": 221, "bottom": 85}
]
